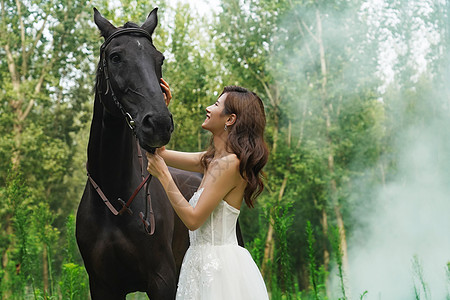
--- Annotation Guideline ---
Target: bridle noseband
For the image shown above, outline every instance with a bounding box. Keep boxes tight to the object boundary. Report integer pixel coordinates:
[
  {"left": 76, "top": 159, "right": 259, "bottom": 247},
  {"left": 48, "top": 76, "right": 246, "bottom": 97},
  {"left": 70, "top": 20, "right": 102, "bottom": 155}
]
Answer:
[
  {"left": 97, "top": 28, "right": 153, "bottom": 133},
  {"left": 88, "top": 28, "right": 158, "bottom": 235}
]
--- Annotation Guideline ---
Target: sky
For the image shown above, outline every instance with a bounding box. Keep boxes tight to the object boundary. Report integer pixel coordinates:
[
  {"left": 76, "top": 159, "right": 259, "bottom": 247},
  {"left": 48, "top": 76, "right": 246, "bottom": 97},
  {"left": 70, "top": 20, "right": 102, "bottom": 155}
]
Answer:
[{"left": 168, "top": 0, "right": 221, "bottom": 17}]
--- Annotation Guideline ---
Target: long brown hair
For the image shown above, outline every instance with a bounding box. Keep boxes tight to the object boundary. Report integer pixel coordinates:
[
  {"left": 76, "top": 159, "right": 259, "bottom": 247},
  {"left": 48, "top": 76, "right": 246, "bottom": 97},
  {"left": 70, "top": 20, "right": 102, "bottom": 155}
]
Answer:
[{"left": 201, "top": 86, "right": 269, "bottom": 208}]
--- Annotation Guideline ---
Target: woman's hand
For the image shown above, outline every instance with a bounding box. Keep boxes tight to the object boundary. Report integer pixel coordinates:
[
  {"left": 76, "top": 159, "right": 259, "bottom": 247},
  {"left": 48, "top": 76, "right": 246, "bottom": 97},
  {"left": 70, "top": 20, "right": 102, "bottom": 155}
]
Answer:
[
  {"left": 160, "top": 78, "right": 172, "bottom": 106},
  {"left": 156, "top": 146, "right": 166, "bottom": 154},
  {"left": 146, "top": 151, "right": 169, "bottom": 179}
]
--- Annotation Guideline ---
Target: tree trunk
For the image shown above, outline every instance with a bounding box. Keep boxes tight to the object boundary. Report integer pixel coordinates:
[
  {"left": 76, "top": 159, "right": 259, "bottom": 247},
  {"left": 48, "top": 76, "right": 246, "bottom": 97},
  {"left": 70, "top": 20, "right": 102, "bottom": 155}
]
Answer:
[
  {"left": 1, "top": 215, "right": 13, "bottom": 300},
  {"left": 261, "top": 101, "right": 286, "bottom": 282},
  {"left": 261, "top": 214, "right": 274, "bottom": 280},
  {"left": 321, "top": 206, "right": 331, "bottom": 299},
  {"left": 11, "top": 123, "right": 23, "bottom": 170},
  {"left": 260, "top": 83, "right": 279, "bottom": 280},
  {"left": 315, "top": 8, "right": 350, "bottom": 296},
  {"left": 261, "top": 171, "right": 289, "bottom": 280},
  {"left": 321, "top": 207, "right": 330, "bottom": 270},
  {"left": 43, "top": 246, "right": 49, "bottom": 296}
]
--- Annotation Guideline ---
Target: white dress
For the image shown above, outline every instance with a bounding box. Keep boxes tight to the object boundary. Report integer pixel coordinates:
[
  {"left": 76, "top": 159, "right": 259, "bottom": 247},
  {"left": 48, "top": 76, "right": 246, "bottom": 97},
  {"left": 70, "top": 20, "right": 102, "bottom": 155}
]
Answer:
[{"left": 176, "top": 188, "right": 269, "bottom": 300}]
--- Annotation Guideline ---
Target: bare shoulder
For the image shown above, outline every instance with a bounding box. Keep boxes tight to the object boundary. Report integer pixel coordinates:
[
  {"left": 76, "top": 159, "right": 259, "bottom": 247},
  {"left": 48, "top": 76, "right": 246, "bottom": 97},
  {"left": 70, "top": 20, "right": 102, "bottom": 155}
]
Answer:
[
  {"left": 206, "top": 154, "right": 240, "bottom": 178},
  {"left": 212, "top": 153, "right": 239, "bottom": 170}
]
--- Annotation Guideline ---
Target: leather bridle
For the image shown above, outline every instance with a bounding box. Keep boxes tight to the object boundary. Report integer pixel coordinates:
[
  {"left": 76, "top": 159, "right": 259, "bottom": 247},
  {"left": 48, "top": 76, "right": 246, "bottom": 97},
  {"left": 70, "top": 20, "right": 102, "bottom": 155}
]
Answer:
[
  {"left": 97, "top": 27, "right": 153, "bottom": 132},
  {"left": 87, "top": 28, "right": 158, "bottom": 235}
]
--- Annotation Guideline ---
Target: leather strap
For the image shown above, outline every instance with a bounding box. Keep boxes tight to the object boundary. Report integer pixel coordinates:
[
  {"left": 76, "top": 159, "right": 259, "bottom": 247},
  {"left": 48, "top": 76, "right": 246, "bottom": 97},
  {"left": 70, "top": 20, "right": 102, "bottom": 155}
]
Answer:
[
  {"left": 118, "top": 174, "right": 151, "bottom": 215},
  {"left": 86, "top": 138, "right": 156, "bottom": 235},
  {"left": 87, "top": 169, "right": 120, "bottom": 216},
  {"left": 101, "top": 28, "right": 152, "bottom": 52}
]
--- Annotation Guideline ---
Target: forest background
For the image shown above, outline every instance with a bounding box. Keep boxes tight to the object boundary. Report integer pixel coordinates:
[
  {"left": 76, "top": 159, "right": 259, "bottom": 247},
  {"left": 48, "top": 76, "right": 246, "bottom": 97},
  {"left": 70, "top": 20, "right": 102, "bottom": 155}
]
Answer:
[{"left": 1, "top": 0, "right": 450, "bottom": 299}]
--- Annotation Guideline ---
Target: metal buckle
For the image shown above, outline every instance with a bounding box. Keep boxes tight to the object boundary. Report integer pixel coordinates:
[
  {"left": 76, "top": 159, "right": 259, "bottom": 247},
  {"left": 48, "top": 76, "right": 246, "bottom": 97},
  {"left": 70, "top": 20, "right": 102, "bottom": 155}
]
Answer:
[{"left": 125, "top": 113, "right": 136, "bottom": 130}]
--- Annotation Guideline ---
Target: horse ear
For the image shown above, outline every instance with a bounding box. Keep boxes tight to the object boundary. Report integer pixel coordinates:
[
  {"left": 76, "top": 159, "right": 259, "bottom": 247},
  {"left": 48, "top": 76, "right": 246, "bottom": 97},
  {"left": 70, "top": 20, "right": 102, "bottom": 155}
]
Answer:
[
  {"left": 141, "top": 7, "right": 158, "bottom": 36},
  {"left": 93, "top": 7, "right": 116, "bottom": 39}
]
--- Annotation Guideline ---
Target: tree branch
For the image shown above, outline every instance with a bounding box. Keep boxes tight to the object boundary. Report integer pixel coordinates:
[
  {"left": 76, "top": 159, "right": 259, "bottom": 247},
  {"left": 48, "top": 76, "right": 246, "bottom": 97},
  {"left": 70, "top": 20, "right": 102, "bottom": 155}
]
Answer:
[
  {"left": 288, "top": 0, "right": 314, "bottom": 61},
  {"left": 243, "top": 56, "right": 277, "bottom": 107},
  {"left": 302, "top": 19, "right": 319, "bottom": 43},
  {"left": 316, "top": 9, "right": 327, "bottom": 93},
  {"left": 24, "top": 15, "right": 49, "bottom": 64},
  {"left": 278, "top": 169, "right": 289, "bottom": 202},
  {"left": 4, "top": 44, "right": 19, "bottom": 91},
  {"left": 1, "top": 1, "right": 18, "bottom": 91},
  {"left": 21, "top": 54, "right": 56, "bottom": 122},
  {"left": 16, "top": 0, "right": 27, "bottom": 76},
  {"left": 296, "top": 97, "right": 308, "bottom": 149},
  {"left": 19, "top": 99, "right": 34, "bottom": 122}
]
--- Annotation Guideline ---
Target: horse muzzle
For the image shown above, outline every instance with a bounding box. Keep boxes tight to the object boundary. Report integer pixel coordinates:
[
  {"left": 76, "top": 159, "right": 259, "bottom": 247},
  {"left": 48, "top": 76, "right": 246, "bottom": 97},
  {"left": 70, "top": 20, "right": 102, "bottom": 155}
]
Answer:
[{"left": 138, "top": 112, "right": 174, "bottom": 150}]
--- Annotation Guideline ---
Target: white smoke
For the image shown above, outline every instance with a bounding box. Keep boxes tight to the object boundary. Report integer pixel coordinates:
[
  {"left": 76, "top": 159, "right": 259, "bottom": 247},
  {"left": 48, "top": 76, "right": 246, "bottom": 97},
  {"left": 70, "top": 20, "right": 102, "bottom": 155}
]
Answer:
[{"left": 343, "top": 117, "right": 450, "bottom": 299}]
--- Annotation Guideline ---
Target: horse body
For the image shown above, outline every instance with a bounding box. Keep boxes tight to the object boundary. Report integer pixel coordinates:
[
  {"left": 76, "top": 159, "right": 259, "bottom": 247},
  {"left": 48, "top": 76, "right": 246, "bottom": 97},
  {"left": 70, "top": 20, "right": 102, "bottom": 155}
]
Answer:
[{"left": 76, "top": 8, "right": 200, "bottom": 299}]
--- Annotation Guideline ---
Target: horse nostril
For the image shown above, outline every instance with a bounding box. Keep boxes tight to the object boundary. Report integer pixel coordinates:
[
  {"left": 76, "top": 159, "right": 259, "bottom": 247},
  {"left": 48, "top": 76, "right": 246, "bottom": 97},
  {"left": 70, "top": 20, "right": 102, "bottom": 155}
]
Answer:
[
  {"left": 142, "top": 113, "right": 173, "bottom": 137},
  {"left": 142, "top": 113, "right": 155, "bottom": 128}
]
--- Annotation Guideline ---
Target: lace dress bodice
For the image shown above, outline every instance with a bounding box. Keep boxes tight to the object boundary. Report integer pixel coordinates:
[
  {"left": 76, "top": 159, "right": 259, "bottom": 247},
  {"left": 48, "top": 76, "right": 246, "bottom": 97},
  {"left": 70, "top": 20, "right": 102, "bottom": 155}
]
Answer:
[{"left": 188, "top": 188, "right": 240, "bottom": 246}]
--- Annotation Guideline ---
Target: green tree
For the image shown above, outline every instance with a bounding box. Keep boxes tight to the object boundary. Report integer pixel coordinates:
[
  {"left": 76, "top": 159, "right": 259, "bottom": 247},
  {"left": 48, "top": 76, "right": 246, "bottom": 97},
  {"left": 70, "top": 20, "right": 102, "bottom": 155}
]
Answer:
[
  {"left": 0, "top": 0, "right": 97, "bottom": 295},
  {"left": 163, "top": 2, "right": 215, "bottom": 152}
]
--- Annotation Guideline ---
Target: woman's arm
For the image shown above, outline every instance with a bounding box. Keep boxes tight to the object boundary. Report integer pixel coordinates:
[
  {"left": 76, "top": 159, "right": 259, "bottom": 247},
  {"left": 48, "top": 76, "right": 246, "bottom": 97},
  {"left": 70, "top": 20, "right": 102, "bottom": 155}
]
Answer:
[
  {"left": 158, "top": 147, "right": 205, "bottom": 173},
  {"left": 147, "top": 153, "right": 240, "bottom": 230},
  {"left": 158, "top": 78, "right": 205, "bottom": 173}
]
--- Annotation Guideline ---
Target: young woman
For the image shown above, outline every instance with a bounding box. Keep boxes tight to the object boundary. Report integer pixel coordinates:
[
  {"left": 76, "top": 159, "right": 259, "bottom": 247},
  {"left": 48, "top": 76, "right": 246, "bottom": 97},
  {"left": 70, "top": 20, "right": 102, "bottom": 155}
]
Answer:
[{"left": 147, "top": 79, "right": 269, "bottom": 299}]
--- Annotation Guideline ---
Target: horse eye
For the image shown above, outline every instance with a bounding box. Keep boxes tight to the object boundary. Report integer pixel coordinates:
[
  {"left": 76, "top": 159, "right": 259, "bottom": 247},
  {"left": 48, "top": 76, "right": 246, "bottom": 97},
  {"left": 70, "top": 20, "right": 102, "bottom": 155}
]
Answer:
[{"left": 110, "top": 54, "right": 121, "bottom": 64}]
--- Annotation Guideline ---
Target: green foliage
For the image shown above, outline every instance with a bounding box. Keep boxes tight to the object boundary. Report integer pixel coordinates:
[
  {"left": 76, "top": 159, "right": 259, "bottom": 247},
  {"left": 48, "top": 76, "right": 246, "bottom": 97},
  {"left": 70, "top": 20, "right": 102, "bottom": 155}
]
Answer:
[
  {"left": 59, "top": 263, "right": 89, "bottom": 300},
  {"left": 329, "top": 226, "right": 346, "bottom": 300},
  {"left": 163, "top": 2, "right": 214, "bottom": 152},
  {"left": 1, "top": 170, "right": 35, "bottom": 299},
  {"left": 412, "top": 256, "right": 430, "bottom": 300},
  {"left": 447, "top": 262, "right": 450, "bottom": 300},
  {"left": 359, "top": 291, "right": 368, "bottom": 300},
  {"left": 306, "top": 221, "right": 319, "bottom": 299},
  {"left": 248, "top": 235, "right": 266, "bottom": 268},
  {"left": 273, "top": 203, "right": 294, "bottom": 294},
  {"left": 63, "top": 215, "right": 80, "bottom": 265},
  {"left": 0, "top": 170, "right": 62, "bottom": 298},
  {"left": 58, "top": 214, "right": 90, "bottom": 300}
]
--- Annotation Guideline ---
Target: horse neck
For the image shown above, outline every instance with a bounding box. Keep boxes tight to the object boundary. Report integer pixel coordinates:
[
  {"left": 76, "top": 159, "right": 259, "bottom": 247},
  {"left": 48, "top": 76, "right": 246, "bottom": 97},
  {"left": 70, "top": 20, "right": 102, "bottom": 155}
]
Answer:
[{"left": 87, "top": 96, "right": 140, "bottom": 190}]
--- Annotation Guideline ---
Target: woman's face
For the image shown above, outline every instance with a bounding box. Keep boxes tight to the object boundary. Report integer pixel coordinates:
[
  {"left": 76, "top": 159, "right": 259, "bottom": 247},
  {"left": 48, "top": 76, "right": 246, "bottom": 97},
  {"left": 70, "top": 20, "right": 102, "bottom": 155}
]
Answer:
[{"left": 202, "top": 93, "right": 229, "bottom": 134}]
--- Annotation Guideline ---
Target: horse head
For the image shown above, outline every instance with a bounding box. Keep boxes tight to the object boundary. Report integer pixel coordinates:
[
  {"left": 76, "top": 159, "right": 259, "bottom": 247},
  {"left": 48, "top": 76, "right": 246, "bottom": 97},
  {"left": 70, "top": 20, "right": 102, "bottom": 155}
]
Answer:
[{"left": 94, "top": 8, "right": 173, "bottom": 152}]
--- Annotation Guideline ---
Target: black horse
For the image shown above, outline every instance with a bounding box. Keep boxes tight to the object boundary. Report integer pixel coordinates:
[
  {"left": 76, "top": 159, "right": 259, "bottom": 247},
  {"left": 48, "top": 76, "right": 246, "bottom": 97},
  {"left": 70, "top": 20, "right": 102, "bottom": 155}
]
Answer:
[{"left": 76, "top": 8, "right": 201, "bottom": 299}]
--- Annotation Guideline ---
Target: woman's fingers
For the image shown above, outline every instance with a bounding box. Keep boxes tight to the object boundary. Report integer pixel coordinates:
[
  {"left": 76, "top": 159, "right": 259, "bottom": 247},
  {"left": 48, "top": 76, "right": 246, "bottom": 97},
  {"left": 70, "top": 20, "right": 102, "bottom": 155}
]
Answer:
[
  {"left": 160, "top": 77, "right": 169, "bottom": 87},
  {"left": 146, "top": 152, "right": 167, "bottom": 178},
  {"left": 146, "top": 152, "right": 158, "bottom": 174},
  {"left": 156, "top": 146, "right": 165, "bottom": 156},
  {"left": 160, "top": 78, "right": 172, "bottom": 106}
]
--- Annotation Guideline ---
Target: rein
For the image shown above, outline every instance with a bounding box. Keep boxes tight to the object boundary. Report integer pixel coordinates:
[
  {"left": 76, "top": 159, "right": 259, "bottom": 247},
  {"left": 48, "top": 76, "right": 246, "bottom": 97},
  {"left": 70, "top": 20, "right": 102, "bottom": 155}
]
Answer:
[
  {"left": 87, "top": 28, "right": 158, "bottom": 235},
  {"left": 86, "top": 139, "right": 155, "bottom": 235}
]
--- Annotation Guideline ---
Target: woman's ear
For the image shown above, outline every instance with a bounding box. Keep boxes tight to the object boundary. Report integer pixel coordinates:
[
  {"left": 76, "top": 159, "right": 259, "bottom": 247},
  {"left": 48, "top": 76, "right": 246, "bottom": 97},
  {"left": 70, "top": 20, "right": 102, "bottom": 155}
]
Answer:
[{"left": 226, "top": 113, "right": 237, "bottom": 126}]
